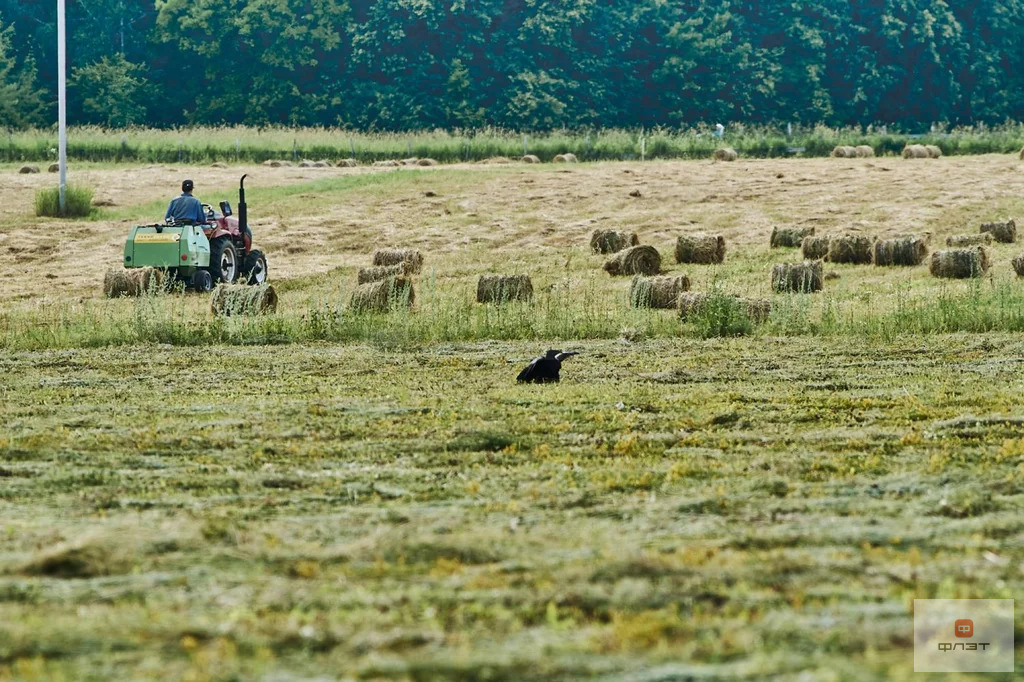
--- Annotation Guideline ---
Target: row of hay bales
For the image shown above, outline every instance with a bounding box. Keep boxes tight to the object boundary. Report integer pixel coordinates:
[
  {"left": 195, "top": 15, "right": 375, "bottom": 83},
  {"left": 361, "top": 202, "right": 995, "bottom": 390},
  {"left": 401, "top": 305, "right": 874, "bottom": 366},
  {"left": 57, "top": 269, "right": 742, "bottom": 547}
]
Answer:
[
  {"left": 773, "top": 221, "right": 1016, "bottom": 267},
  {"left": 770, "top": 247, "right": 992, "bottom": 292},
  {"left": 630, "top": 277, "right": 771, "bottom": 322},
  {"left": 18, "top": 164, "right": 62, "bottom": 174},
  {"left": 720, "top": 144, "right": 940, "bottom": 162},
  {"left": 594, "top": 232, "right": 726, "bottom": 279},
  {"left": 591, "top": 229, "right": 770, "bottom": 322},
  {"left": 262, "top": 159, "right": 354, "bottom": 168},
  {"left": 352, "top": 248, "right": 538, "bottom": 310},
  {"left": 260, "top": 155, "right": 584, "bottom": 168},
  {"left": 767, "top": 219, "right": 1020, "bottom": 290},
  {"left": 830, "top": 144, "right": 942, "bottom": 159},
  {"left": 831, "top": 145, "right": 876, "bottom": 158},
  {"left": 902, "top": 144, "right": 942, "bottom": 159},
  {"left": 104, "top": 267, "right": 279, "bottom": 315},
  {"left": 350, "top": 249, "right": 422, "bottom": 312},
  {"left": 372, "top": 158, "right": 439, "bottom": 168}
]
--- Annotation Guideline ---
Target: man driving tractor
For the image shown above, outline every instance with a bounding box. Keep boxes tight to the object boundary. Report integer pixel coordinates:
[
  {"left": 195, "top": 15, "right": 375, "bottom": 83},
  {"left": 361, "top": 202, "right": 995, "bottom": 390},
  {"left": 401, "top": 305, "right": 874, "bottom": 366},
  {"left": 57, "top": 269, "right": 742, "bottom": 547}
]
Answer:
[{"left": 165, "top": 179, "right": 207, "bottom": 225}]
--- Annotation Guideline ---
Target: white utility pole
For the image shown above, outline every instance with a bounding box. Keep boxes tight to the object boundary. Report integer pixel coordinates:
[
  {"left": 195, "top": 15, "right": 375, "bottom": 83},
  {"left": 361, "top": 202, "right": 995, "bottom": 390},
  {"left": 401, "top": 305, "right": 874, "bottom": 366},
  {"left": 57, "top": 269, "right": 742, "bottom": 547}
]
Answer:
[{"left": 57, "top": 0, "right": 67, "bottom": 213}]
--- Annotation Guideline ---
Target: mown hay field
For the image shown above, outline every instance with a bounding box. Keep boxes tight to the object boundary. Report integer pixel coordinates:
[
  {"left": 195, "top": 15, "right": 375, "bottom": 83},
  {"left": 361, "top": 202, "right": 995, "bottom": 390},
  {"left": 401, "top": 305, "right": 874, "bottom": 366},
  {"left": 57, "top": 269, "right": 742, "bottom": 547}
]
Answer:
[{"left": 2, "top": 156, "right": 1024, "bottom": 679}]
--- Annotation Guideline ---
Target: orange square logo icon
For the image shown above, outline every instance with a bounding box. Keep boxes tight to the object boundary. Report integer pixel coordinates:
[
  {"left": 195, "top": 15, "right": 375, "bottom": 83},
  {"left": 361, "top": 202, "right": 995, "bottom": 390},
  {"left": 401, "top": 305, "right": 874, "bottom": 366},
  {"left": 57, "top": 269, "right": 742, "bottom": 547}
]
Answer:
[{"left": 955, "top": 619, "right": 974, "bottom": 638}]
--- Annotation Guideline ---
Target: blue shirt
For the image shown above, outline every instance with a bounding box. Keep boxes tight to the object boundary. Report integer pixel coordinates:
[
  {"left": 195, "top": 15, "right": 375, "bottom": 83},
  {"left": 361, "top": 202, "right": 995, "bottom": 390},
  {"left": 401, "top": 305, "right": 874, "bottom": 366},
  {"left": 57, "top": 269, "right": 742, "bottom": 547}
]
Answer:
[{"left": 165, "top": 192, "right": 206, "bottom": 224}]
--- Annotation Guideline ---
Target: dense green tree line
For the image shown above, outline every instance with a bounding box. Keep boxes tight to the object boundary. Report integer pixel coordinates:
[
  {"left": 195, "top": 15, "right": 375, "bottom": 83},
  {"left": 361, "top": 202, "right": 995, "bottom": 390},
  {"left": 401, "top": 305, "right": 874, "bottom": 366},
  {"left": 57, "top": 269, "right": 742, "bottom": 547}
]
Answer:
[{"left": 1, "top": 0, "right": 1023, "bottom": 130}]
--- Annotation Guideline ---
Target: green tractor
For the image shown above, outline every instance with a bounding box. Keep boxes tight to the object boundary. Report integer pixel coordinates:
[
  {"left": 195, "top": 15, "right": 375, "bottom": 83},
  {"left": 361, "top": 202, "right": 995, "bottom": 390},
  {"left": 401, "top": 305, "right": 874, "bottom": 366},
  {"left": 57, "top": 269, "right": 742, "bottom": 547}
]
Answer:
[{"left": 122, "top": 175, "right": 267, "bottom": 291}]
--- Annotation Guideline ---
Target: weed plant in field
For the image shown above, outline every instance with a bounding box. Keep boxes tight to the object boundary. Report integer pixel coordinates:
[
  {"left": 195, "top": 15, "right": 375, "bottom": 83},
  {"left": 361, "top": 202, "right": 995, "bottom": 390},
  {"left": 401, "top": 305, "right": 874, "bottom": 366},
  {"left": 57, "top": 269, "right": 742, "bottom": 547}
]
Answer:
[
  {"left": 688, "top": 289, "right": 754, "bottom": 338},
  {"left": 34, "top": 184, "right": 94, "bottom": 218}
]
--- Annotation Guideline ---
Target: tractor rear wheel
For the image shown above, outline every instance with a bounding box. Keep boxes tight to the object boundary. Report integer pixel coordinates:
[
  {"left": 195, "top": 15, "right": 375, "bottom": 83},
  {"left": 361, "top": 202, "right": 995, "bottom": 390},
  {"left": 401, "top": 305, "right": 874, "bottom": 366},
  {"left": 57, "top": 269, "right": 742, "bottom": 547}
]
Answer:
[
  {"left": 243, "top": 249, "right": 268, "bottom": 285},
  {"left": 209, "top": 237, "right": 239, "bottom": 284}
]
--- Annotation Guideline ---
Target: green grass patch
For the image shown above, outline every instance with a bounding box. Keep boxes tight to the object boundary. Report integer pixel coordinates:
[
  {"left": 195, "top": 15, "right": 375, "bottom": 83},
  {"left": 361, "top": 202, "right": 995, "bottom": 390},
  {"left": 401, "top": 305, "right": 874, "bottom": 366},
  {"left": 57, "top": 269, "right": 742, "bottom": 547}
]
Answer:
[
  {"left": 1, "top": 336, "right": 1022, "bottom": 679},
  {"left": 33, "top": 184, "right": 94, "bottom": 218}
]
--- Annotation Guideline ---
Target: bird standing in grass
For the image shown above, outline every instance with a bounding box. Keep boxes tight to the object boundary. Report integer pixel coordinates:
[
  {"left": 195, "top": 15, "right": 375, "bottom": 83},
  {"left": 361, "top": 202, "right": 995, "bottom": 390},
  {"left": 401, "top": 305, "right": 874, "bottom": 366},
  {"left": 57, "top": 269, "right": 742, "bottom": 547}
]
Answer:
[{"left": 516, "top": 350, "right": 579, "bottom": 383}]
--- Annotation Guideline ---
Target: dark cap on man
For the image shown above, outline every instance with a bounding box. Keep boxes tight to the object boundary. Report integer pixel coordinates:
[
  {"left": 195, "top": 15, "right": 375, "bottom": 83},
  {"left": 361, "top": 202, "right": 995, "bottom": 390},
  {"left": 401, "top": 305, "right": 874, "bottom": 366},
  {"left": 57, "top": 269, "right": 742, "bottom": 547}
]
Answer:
[{"left": 182, "top": 179, "right": 194, "bottom": 193}]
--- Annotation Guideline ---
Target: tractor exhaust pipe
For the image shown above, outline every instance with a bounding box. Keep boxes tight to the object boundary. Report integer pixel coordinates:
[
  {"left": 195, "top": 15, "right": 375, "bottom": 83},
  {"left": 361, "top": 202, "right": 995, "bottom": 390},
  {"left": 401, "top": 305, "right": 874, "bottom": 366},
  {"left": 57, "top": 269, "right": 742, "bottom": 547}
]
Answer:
[{"left": 238, "top": 174, "right": 248, "bottom": 234}]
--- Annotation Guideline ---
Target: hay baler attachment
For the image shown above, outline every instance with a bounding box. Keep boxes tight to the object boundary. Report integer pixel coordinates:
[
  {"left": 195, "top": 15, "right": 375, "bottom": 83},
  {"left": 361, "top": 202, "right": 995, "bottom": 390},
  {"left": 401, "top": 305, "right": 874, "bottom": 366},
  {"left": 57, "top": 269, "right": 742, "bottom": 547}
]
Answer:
[{"left": 109, "top": 176, "right": 268, "bottom": 296}]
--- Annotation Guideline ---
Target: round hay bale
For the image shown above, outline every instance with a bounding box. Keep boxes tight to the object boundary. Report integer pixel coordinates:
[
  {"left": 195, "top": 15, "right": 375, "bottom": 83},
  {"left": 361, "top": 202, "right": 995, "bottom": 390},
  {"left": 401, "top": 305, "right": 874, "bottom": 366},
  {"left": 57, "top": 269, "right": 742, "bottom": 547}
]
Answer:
[
  {"left": 210, "top": 284, "right": 278, "bottom": 317},
  {"left": 801, "top": 235, "right": 831, "bottom": 260},
  {"left": 477, "top": 274, "right": 534, "bottom": 304},
  {"left": 336, "top": 158, "right": 358, "bottom": 167},
  {"left": 770, "top": 226, "right": 815, "bottom": 248},
  {"left": 552, "top": 154, "right": 566, "bottom": 163},
  {"left": 980, "top": 220, "right": 1016, "bottom": 244},
  {"left": 590, "top": 229, "right": 639, "bottom": 255},
  {"left": 298, "top": 160, "right": 315, "bottom": 168},
  {"left": 930, "top": 248, "right": 990, "bottom": 279},
  {"left": 103, "top": 267, "right": 166, "bottom": 298},
  {"left": 416, "top": 158, "right": 438, "bottom": 166},
  {"left": 604, "top": 245, "right": 661, "bottom": 277},
  {"left": 946, "top": 233, "right": 992, "bottom": 247},
  {"left": 925, "top": 145, "right": 943, "bottom": 159},
  {"left": 772, "top": 261, "right": 823, "bottom": 293},
  {"left": 675, "top": 234, "right": 725, "bottom": 264},
  {"left": 902, "top": 144, "right": 929, "bottom": 159},
  {"left": 1013, "top": 254, "right": 1024, "bottom": 276},
  {"left": 350, "top": 276, "right": 415, "bottom": 313},
  {"left": 48, "top": 163, "right": 60, "bottom": 173},
  {"left": 319, "top": 159, "right": 335, "bottom": 167},
  {"left": 677, "top": 292, "right": 708, "bottom": 319},
  {"left": 713, "top": 148, "right": 738, "bottom": 162},
  {"left": 855, "top": 145, "right": 875, "bottom": 158},
  {"left": 831, "top": 145, "right": 857, "bottom": 158},
  {"left": 372, "top": 248, "right": 423, "bottom": 274},
  {"left": 19, "top": 165, "right": 40, "bottom": 174},
  {"left": 521, "top": 155, "right": 541, "bottom": 164},
  {"left": 678, "top": 292, "right": 771, "bottom": 324},
  {"left": 827, "top": 235, "right": 873, "bottom": 264},
  {"left": 744, "top": 298, "right": 773, "bottom": 323},
  {"left": 358, "top": 262, "right": 409, "bottom": 285},
  {"left": 551, "top": 153, "right": 577, "bottom": 163},
  {"left": 630, "top": 275, "right": 691, "bottom": 309},
  {"left": 873, "top": 237, "right": 928, "bottom": 266},
  {"left": 373, "top": 160, "right": 401, "bottom": 167}
]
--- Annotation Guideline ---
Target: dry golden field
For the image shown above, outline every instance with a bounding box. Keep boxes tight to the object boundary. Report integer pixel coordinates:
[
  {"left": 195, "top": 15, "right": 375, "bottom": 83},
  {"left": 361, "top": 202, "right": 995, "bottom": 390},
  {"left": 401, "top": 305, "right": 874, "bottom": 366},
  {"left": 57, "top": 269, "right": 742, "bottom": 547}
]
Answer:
[{"left": 2, "top": 154, "right": 1024, "bottom": 311}]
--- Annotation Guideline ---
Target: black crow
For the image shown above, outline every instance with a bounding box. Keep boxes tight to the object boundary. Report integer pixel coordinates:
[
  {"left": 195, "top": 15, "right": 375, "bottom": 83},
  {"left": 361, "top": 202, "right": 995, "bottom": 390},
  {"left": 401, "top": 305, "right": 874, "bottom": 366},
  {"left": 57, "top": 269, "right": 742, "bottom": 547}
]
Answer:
[{"left": 516, "top": 350, "right": 579, "bottom": 383}]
